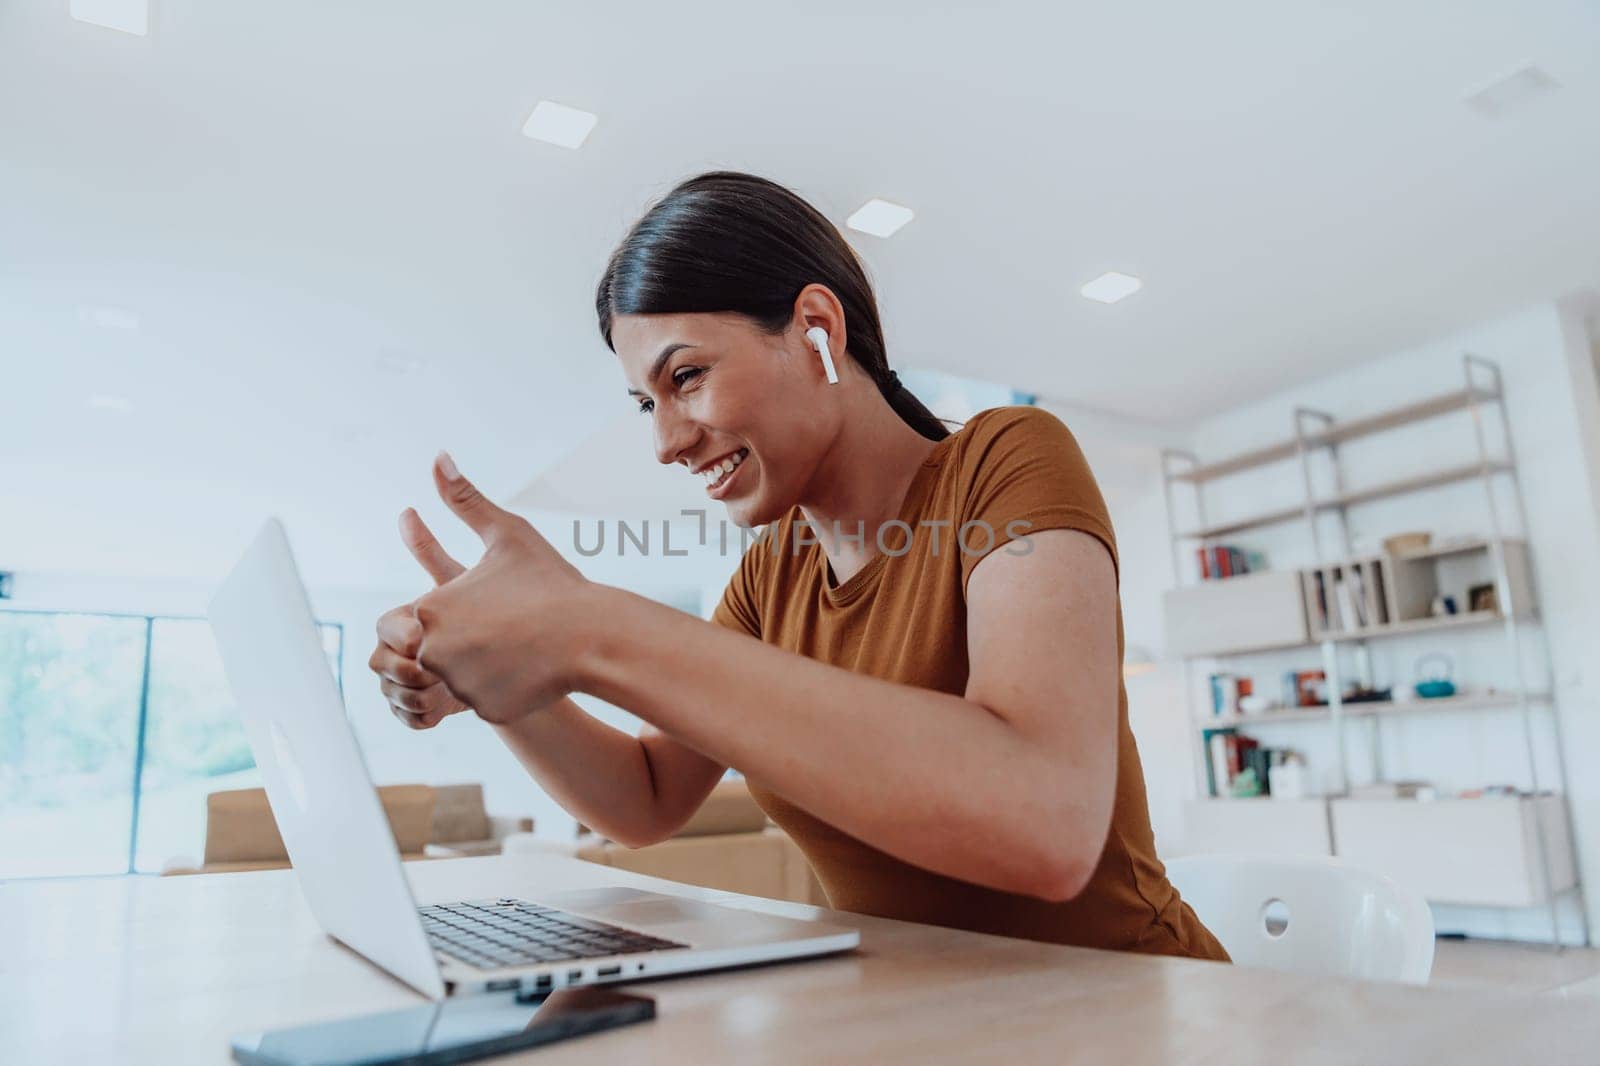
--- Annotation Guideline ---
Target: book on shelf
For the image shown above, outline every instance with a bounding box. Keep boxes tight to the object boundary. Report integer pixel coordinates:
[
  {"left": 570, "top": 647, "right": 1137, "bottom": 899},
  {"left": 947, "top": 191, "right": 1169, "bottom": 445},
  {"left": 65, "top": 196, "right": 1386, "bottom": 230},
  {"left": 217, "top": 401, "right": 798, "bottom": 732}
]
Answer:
[
  {"left": 1347, "top": 567, "right": 1370, "bottom": 626},
  {"left": 1202, "top": 728, "right": 1297, "bottom": 798},
  {"left": 1195, "top": 545, "right": 1267, "bottom": 582},
  {"left": 1334, "top": 575, "right": 1362, "bottom": 630},
  {"left": 1311, "top": 571, "right": 1330, "bottom": 630},
  {"left": 1208, "top": 673, "right": 1253, "bottom": 717}
]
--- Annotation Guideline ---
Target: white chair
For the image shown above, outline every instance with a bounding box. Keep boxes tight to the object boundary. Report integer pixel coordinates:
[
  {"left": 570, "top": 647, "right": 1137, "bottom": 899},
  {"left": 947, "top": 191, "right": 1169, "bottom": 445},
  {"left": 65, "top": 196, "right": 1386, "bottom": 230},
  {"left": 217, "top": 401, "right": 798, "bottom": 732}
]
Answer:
[{"left": 1165, "top": 853, "right": 1435, "bottom": 984}]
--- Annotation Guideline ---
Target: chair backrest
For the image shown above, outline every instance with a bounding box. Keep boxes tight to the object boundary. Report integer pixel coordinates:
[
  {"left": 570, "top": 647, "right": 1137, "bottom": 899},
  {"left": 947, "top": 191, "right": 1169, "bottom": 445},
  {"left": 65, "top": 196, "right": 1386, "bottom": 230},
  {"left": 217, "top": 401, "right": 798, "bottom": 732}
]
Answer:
[
  {"left": 430, "top": 783, "right": 492, "bottom": 845},
  {"left": 1165, "top": 853, "right": 1435, "bottom": 984}
]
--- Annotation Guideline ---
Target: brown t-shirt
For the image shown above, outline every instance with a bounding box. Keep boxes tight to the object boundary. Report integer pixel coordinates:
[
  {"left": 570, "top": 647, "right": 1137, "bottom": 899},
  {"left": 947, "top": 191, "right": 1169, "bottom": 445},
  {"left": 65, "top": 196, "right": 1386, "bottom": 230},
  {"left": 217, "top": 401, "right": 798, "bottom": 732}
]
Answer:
[{"left": 711, "top": 405, "right": 1228, "bottom": 961}]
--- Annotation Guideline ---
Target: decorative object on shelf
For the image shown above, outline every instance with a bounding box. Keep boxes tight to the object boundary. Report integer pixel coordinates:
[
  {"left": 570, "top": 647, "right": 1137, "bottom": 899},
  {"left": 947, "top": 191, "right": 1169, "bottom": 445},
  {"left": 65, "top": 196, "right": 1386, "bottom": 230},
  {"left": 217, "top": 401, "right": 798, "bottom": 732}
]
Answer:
[
  {"left": 1429, "top": 593, "right": 1458, "bottom": 617},
  {"left": 1283, "top": 669, "right": 1327, "bottom": 708},
  {"left": 1267, "top": 752, "right": 1308, "bottom": 800},
  {"left": 1414, "top": 653, "right": 1456, "bottom": 699},
  {"left": 1383, "top": 531, "right": 1432, "bottom": 556},
  {"left": 1229, "top": 766, "right": 1264, "bottom": 798},
  {"left": 1467, "top": 582, "right": 1498, "bottom": 613},
  {"left": 1238, "top": 693, "right": 1277, "bottom": 715}
]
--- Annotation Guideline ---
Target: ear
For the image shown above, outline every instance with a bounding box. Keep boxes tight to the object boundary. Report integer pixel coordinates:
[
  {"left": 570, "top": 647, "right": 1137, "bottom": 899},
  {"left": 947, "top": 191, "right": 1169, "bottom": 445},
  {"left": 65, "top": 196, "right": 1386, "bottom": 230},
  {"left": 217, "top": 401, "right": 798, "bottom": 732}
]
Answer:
[{"left": 792, "top": 283, "right": 849, "bottom": 380}]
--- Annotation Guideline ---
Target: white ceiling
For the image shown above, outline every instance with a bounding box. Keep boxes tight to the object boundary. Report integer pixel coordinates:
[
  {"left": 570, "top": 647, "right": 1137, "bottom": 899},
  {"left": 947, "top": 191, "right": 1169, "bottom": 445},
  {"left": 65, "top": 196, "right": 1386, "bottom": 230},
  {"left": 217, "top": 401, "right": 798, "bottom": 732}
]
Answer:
[{"left": 3, "top": 1, "right": 1599, "bottom": 587}]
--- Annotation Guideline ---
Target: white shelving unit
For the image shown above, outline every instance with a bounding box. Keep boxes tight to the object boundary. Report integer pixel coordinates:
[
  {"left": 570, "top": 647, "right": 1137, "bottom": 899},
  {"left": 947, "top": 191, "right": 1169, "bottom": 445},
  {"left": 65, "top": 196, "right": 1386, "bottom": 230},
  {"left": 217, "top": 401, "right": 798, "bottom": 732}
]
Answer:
[
  {"left": 1204, "top": 690, "right": 1553, "bottom": 730},
  {"left": 1159, "top": 355, "right": 1585, "bottom": 949}
]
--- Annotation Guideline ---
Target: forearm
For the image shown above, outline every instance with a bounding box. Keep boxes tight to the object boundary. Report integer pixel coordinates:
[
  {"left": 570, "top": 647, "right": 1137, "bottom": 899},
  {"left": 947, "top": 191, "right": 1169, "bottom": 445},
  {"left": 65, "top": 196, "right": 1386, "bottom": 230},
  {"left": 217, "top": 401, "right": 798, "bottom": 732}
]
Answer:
[
  {"left": 572, "top": 587, "right": 1098, "bottom": 898},
  {"left": 491, "top": 698, "right": 664, "bottom": 847}
]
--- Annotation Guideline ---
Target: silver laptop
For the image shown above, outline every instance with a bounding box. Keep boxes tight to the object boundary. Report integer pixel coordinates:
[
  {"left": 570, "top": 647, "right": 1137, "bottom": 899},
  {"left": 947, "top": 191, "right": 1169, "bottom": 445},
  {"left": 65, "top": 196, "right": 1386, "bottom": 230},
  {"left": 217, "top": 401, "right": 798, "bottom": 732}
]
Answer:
[{"left": 208, "top": 518, "right": 858, "bottom": 1000}]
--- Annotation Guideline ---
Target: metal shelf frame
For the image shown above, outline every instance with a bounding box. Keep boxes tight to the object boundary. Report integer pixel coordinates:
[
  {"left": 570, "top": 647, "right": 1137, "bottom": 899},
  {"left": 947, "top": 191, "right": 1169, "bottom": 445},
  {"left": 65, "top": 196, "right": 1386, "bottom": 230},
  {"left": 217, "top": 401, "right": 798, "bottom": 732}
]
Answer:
[{"left": 1161, "top": 354, "right": 1587, "bottom": 950}]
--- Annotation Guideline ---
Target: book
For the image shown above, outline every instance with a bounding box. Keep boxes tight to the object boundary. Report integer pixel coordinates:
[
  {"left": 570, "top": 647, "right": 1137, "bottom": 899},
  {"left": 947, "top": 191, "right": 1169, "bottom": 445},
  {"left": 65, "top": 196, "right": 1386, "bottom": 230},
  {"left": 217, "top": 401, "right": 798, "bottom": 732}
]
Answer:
[
  {"left": 1348, "top": 566, "right": 1369, "bottom": 627},
  {"left": 1207, "top": 731, "right": 1231, "bottom": 797}
]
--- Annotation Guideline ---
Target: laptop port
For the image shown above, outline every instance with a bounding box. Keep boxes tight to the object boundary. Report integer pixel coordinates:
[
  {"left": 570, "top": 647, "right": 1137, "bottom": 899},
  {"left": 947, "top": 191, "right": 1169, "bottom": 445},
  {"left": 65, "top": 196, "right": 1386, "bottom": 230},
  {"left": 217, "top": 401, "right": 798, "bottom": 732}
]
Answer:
[
  {"left": 484, "top": 979, "right": 519, "bottom": 992},
  {"left": 597, "top": 965, "right": 622, "bottom": 977},
  {"left": 567, "top": 969, "right": 583, "bottom": 982},
  {"left": 534, "top": 975, "right": 553, "bottom": 991}
]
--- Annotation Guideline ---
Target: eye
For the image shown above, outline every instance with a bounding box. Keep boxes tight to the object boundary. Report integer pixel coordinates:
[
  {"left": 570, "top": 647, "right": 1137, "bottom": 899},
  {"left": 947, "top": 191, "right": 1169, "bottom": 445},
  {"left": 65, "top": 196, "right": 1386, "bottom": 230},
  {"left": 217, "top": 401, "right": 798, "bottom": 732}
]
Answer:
[
  {"left": 636, "top": 398, "right": 654, "bottom": 416},
  {"left": 672, "top": 366, "right": 703, "bottom": 388}
]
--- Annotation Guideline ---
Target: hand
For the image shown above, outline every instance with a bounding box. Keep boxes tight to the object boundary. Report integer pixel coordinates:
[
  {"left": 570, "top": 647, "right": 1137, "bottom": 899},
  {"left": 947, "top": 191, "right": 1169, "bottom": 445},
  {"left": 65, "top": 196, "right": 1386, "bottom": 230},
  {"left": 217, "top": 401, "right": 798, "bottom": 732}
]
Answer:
[
  {"left": 409, "top": 452, "right": 593, "bottom": 724},
  {"left": 369, "top": 511, "right": 473, "bottom": 730}
]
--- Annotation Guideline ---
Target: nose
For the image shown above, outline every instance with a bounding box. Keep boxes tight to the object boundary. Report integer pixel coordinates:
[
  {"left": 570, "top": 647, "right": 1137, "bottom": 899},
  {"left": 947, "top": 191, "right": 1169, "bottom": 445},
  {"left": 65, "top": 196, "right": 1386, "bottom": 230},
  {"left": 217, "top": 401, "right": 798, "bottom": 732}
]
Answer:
[{"left": 652, "top": 404, "right": 700, "bottom": 467}]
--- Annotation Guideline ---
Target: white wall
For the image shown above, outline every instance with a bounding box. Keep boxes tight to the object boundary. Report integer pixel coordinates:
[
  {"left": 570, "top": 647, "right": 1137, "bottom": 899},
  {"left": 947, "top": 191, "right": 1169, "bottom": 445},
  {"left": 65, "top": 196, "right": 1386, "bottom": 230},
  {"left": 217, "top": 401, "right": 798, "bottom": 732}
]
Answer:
[{"left": 1169, "top": 300, "right": 1600, "bottom": 943}]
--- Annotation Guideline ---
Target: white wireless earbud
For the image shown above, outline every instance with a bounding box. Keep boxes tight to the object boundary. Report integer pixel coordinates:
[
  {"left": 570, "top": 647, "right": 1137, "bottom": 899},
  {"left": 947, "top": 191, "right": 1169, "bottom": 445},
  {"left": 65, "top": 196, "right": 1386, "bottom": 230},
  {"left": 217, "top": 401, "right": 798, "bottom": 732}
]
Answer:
[{"left": 805, "top": 326, "right": 840, "bottom": 385}]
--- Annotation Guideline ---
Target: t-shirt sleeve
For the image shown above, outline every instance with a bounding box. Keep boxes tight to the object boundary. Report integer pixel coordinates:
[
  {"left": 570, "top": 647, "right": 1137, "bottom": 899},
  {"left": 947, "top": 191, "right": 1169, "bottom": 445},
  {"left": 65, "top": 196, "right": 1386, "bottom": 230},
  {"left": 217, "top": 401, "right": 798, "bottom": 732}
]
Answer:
[
  {"left": 955, "top": 406, "right": 1120, "bottom": 593},
  {"left": 710, "top": 533, "right": 766, "bottom": 639}
]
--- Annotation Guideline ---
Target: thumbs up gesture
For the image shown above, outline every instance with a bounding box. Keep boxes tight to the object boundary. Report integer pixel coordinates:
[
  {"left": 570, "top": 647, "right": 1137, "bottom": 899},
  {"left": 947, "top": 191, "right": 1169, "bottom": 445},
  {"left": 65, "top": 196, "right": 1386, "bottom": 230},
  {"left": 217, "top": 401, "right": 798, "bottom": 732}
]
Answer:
[
  {"left": 400, "top": 452, "right": 591, "bottom": 724},
  {"left": 369, "top": 500, "right": 471, "bottom": 731}
]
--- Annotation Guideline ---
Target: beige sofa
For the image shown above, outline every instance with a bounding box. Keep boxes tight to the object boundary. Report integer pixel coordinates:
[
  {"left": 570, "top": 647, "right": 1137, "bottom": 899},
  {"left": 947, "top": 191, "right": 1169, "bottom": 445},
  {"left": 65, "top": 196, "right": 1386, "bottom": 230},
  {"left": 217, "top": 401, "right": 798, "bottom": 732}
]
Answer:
[{"left": 509, "top": 779, "right": 828, "bottom": 907}]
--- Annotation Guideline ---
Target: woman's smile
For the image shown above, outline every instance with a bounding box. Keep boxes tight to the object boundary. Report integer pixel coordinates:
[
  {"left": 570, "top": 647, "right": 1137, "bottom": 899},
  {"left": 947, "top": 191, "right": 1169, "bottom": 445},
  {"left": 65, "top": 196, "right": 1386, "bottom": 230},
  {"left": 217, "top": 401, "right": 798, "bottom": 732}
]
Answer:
[{"left": 701, "top": 447, "right": 751, "bottom": 499}]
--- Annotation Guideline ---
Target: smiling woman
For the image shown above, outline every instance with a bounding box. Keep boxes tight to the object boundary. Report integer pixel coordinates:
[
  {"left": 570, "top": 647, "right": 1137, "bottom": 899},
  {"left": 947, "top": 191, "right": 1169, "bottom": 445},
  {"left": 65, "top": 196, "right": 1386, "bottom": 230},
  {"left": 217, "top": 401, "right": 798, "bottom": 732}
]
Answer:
[{"left": 369, "top": 171, "right": 1227, "bottom": 962}]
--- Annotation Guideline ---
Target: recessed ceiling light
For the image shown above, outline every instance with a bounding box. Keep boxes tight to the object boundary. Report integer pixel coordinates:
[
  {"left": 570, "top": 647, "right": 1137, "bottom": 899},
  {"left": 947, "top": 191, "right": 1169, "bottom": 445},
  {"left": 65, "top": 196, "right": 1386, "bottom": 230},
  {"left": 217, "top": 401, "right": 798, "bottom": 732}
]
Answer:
[
  {"left": 520, "top": 100, "right": 598, "bottom": 149},
  {"left": 846, "top": 199, "right": 915, "bottom": 238},
  {"left": 1080, "top": 271, "right": 1143, "bottom": 304},
  {"left": 87, "top": 394, "right": 134, "bottom": 413},
  {"left": 69, "top": 0, "right": 148, "bottom": 36},
  {"left": 1463, "top": 63, "right": 1561, "bottom": 119},
  {"left": 78, "top": 304, "right": 140, "bottom": 331}
]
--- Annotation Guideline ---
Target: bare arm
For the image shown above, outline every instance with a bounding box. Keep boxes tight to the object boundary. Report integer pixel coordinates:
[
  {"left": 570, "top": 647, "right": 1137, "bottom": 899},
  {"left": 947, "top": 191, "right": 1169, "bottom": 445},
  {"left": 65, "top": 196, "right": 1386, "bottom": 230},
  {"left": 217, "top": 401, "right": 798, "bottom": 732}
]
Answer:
[
  {"left": 568, "top": 529, "right": 1120, "bottom": 900},
  {"left": 490, "top": 706, "right": 725, "bottom": 848},
  {"left": 397, "top": 461, "right": 1120, "bottom": 899},
  {"left": 371, "top": 507, "right": 724, "bottom": 848}
]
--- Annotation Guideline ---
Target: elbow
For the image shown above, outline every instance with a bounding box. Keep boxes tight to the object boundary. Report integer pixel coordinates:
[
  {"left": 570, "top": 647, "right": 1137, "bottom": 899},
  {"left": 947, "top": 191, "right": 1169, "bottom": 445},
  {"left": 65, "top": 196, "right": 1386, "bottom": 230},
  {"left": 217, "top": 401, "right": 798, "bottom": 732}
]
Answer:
[
  {"left": 604, "top": 825, "right": 672, "bottom": 850},
  {"left": 1011, "top": 771, "right": 1114, "bottom": 902},
  {"left": 1022, "top": 846, "right": 1096, "bottom": 903},
  {"left": 1013, "top": 798, "right": 1111, "bottom": 902}
]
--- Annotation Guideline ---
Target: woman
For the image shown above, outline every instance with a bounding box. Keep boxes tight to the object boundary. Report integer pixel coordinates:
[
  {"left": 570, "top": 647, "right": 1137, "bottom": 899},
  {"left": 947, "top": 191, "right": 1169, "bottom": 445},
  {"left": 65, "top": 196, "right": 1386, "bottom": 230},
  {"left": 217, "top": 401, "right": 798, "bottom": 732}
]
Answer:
[{"left": 369, "top": 172, "right": 1227, "bottom": 961}]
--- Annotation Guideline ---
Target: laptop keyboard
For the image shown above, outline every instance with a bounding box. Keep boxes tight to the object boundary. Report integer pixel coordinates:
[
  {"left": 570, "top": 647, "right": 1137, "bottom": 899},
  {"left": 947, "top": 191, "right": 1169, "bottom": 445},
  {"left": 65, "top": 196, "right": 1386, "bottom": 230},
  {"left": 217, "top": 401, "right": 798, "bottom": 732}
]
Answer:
[{"left": 419, "top": 899, "right": 687, "bottom": 970}]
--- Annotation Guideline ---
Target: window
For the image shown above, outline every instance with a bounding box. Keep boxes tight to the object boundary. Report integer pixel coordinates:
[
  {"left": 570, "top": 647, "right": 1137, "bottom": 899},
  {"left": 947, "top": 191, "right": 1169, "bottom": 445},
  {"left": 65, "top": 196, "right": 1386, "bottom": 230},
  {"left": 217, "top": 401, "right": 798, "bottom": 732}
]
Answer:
[
  {"left": 0, "top": 613, "right": 146, "bottom": 878},
  {"left": 0, "top": 609, "right": 343, "bottom": 879}
]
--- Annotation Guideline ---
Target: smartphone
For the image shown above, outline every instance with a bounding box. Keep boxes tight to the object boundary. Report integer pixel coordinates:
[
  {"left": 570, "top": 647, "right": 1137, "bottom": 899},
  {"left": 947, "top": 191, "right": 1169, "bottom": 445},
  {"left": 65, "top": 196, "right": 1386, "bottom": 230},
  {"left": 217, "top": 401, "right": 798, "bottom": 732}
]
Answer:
[{"left": 231, "top": 987, "right": 655, "bottom": 1066}]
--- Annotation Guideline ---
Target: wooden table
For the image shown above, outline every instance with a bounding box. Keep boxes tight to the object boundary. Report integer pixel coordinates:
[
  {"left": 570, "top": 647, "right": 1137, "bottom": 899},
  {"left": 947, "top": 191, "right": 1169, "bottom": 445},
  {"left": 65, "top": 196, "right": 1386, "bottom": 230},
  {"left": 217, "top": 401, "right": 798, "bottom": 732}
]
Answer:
[{"left": 2, "top": 854, "right": 1590, "bottom": 1063}]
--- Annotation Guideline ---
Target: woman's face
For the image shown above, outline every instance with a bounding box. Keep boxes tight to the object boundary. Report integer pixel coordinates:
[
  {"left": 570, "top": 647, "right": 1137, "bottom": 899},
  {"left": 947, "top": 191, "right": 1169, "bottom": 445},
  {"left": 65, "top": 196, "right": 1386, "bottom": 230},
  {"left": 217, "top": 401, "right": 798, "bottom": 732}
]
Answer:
[{"left": 612, "top": 311, "right": 830, "bottom": 528}]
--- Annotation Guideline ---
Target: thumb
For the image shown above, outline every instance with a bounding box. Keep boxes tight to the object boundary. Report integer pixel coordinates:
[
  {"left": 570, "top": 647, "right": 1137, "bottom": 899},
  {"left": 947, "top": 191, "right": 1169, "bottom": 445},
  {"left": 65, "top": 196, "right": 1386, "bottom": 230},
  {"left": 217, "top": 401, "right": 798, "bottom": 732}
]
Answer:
[
  {"left": 398, "top": 507, "right": 465, "bottom": 585},
  {"left": 433, "top": 451, "right": 516, "bottom": 547}
]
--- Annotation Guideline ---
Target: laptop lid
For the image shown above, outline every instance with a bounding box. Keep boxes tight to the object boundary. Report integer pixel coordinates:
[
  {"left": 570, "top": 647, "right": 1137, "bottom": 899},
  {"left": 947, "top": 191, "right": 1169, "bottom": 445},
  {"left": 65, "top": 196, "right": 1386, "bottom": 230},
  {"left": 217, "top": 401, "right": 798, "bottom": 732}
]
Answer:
[{"left": 208, "top": 518, "right": 446, "bottom": 999}]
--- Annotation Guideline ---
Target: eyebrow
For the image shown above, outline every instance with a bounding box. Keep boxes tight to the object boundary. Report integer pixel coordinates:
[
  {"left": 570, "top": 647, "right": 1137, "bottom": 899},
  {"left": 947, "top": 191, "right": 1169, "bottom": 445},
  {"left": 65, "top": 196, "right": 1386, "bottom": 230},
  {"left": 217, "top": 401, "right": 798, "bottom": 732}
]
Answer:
[{"left": 626, "top": 343, "right": 697, "bottom": 398}]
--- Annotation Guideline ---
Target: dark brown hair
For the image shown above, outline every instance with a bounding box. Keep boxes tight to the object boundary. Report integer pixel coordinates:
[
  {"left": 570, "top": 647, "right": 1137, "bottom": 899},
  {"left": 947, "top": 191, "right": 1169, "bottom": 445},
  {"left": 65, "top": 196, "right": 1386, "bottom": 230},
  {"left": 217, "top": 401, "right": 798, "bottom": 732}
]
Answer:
[{"left": 595, "top": 171, "right": 950, "bottom": 441}]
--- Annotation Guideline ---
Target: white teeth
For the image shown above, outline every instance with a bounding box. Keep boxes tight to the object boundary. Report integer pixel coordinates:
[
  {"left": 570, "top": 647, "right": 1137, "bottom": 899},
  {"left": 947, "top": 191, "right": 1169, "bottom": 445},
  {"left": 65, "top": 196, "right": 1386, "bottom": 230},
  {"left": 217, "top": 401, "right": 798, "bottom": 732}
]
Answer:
[{"left": 699, "top": 449, "right": 749, "bottom": 489}]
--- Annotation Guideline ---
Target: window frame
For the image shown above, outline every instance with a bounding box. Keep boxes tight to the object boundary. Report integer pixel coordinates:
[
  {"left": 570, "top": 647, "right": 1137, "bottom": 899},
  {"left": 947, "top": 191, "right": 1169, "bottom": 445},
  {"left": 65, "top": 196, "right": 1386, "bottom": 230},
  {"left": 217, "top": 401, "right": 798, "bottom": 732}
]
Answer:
[{"left": 0, "top": 606, "right": 345, "bottom": 880}]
